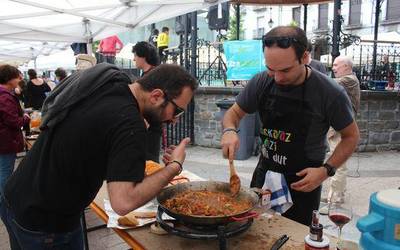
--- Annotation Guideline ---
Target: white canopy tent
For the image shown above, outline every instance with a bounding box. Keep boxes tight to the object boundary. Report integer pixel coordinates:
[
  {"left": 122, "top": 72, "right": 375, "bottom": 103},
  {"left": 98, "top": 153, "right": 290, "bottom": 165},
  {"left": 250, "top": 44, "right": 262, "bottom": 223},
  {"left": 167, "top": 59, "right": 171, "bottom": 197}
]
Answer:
[
  {"left": 18, "top": 49, "right": 77, "bottom": 71},
  {"left": 0, "top": 0, "right": 227, "bottom": 62}
]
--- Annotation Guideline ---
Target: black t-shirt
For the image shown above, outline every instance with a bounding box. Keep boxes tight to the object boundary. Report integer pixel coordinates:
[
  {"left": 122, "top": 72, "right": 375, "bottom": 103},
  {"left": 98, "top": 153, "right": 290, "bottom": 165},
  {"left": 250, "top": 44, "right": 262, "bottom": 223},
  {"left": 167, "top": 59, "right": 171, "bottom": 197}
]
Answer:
[
  {"left": 236, "top": 69, "right": 354, "bottom": 162},
  {"left": 4, "top": 80, "right": 147, "bottom": 233}
]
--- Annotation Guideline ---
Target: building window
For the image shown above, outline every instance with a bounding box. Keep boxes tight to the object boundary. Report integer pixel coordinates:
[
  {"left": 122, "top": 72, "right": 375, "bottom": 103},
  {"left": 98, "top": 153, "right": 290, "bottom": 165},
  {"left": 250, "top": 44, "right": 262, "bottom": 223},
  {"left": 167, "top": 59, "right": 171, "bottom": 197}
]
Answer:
[
  {"left": 318, "top": 4, "right": 329, "bottom": 30},
  {"left": 386, "top": 0, "right": 400, "bottom": 21},
  {"left": 349, "top": 0, "right": 361, "bottom": 25},
  {"left": 292, "top": 7, "right": 301, "bottom": 26},
  {"left": 253, "top": 16, "right": 266, "bottom": 39}
]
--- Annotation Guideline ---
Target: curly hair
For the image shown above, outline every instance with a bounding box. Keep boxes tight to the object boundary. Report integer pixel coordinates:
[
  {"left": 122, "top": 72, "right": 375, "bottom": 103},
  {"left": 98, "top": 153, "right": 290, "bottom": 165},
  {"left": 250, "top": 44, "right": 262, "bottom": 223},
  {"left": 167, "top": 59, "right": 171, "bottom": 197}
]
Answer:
[
  {"left": 137, "top": 64, "right": 198, "bottom": 100},
  {"left": 132, "top": 41, "right": 160, "bottom": 67}
]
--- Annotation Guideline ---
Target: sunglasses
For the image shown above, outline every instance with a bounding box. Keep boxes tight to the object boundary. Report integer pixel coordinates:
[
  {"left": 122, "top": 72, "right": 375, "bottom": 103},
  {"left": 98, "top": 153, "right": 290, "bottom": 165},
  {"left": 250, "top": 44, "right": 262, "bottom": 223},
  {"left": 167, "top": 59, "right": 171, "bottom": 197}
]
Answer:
[
  {"left": 262, "top": 36, "right": 306, "bottom": 49},
  {"left": 165, "top": 96, "right": 185, "bottom": 118}
]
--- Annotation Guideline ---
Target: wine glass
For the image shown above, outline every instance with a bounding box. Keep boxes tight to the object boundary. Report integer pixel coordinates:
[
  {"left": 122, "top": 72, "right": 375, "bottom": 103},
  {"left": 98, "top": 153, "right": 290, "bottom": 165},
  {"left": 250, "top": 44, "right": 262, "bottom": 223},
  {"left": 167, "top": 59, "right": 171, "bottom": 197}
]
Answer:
[{"left": 328, "top": 192, "right": 353, "bottom": 248}]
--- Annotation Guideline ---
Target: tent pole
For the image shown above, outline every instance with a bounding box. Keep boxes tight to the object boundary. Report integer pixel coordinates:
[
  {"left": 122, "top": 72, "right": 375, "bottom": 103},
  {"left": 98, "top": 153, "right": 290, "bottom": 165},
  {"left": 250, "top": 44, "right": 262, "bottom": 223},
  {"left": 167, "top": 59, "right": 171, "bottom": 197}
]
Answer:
[
  {"left": 87, "top": 39, "right": 93, "bottom": 56},
  {"left": 236, "top": 3, "right": 240, "bottom": 40},
  {"left": 331, "top": 0, "right": 342, "bottom": 63},
  {"left": 190, "top": 11, "right": 197, "bottom": 78},
  {"left": 303, "top": 3, "right": 308, "bottom": 32},
  {"left": 372, "top": 0, "right": 382, "bottom": 79}
]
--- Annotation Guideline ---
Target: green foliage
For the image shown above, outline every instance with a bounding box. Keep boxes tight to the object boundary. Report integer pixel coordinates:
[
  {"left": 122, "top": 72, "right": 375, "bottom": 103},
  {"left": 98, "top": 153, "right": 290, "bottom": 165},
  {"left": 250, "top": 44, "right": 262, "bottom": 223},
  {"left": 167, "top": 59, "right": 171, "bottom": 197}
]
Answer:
[
  {"left": 92, "top": 40, "right": 100, "bottom": 52},
  {"left": 227, "top": 6, "right": 245, "bottom": 41},
  {"left": 289, "top": 20, "right": 299, "bottom": 27}
]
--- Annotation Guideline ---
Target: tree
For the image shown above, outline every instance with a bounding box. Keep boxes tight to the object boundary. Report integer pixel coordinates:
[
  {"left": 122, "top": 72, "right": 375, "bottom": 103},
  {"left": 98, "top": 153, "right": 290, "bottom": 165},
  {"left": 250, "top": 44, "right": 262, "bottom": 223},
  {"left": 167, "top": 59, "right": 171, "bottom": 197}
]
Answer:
[
  {"left": 289, "top": 20, "right": 299, "bottom": 27},
  {"left": 227, "top": 6, "right": 245, "bottom": 41}
]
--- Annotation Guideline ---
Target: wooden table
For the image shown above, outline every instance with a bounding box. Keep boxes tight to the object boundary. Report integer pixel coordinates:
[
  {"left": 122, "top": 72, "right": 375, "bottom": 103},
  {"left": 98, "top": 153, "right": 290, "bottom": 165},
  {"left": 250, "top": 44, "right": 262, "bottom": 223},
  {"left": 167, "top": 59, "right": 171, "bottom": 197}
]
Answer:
[{"left": 90, "top": 178, "right": 325, "bottom": 250}]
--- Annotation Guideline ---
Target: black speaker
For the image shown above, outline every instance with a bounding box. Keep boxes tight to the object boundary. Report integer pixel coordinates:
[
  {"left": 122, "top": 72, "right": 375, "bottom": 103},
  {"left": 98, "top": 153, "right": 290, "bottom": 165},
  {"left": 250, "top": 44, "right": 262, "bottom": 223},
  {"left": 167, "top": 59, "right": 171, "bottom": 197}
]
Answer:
[
  {"left": 175, "top": 16, "right": 185, "bottom": 35},
  {"left": 207, "top": 2, "right": 230, "bottom": 31},
  {"left": 175, "top": 15, "right": 191, "bottom": 35}
]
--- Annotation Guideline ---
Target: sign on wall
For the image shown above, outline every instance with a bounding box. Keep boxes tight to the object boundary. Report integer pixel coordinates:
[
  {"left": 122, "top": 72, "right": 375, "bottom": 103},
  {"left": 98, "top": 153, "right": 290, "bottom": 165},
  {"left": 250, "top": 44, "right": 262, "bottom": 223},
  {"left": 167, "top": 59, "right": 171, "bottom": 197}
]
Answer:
[{"left": 223, "top": 40, "right": 266, "bottom": 81}]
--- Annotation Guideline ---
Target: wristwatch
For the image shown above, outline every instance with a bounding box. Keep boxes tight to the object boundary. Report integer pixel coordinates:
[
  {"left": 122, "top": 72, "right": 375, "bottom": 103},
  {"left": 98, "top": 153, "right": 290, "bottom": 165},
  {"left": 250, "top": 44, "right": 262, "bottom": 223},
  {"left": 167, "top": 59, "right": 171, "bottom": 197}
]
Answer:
[{"left": 322, "top": 163, "right": 336, "bottom": 177}]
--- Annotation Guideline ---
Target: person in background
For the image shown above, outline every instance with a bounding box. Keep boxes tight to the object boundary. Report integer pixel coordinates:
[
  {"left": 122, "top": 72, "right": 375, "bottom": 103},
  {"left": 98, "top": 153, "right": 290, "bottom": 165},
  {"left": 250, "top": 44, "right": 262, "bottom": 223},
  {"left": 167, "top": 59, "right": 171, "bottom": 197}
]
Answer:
[
  {"left": 148, "top": 29, "right": 159, "bottom": 48},
  {"left": 221, "top": 26, "right": 359, "bottom": 225},
  {"left": 157, "top": 27, "right": 170, "bottom": 63},
  {"left": 306, "top": 41, "right": 327, "bottom": 75},
  {"left": 132, "top": 41, "right": 160, "bottom": 76},
  {"left": 132, "top": 41, "right": 162, "bottom": 163},
  {"left": 0, "top": 65, "right": 30, "bottom": 204},
  {"left": 54, "top": 67, "right": 67, "bottom": 84},
  {"left": 380, "top": 54, "right": 390, "bottom": 80},
  {"left": 26, "top": 69, "right": 51, "bottom": 110},
  {"left": 98, "top": 35, "right": 123, "bottom": 64},
  {"left": 0, "top": 64, "right": 197, "bottom": 249},
  {"left": 320, "top": 55, "right": 360, "bottom": 213}
]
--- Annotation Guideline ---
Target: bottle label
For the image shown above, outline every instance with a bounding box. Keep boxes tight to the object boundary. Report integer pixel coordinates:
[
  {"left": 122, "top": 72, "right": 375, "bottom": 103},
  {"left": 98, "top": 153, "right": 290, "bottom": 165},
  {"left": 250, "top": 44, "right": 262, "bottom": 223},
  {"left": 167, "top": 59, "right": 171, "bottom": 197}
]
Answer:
[{"left": 261, "top": 190, "right": 271, "bottom": 208}]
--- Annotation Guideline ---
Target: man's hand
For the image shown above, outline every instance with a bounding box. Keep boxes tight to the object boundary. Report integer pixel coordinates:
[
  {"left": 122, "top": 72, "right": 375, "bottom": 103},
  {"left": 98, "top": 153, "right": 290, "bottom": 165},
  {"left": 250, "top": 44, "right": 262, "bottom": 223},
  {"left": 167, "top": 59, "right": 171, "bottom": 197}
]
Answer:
[
  {"left": 162, "top": 137, "right": 190, "bottom": 165},
  {"left": 221, "top": 131, "right": 240, "bottom": 161},
  {"left": 290, "top": 167, "right": 328, "bottom": 192}
]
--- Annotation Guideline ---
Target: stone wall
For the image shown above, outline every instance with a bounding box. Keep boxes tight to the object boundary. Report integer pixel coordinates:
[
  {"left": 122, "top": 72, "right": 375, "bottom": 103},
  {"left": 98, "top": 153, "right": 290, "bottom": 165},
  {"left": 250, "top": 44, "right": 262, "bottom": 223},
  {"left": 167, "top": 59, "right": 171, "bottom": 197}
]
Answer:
[
  {"left": 357, "top": 91, "right": 400, "bottom": 151},
  {"left": 194, "top": 87, "right": 400, "bottom": 152}
]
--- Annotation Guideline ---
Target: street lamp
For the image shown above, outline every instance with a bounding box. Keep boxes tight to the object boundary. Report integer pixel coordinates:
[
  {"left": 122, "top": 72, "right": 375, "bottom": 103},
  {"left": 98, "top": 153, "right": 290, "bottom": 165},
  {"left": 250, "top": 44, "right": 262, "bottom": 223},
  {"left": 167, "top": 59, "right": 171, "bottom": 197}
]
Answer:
[
  {"left": 268, "top": 18, "right": 274, "bottom": 28},
  {"left": 268, "top": 7, "right": 274, "bottom": 28}
]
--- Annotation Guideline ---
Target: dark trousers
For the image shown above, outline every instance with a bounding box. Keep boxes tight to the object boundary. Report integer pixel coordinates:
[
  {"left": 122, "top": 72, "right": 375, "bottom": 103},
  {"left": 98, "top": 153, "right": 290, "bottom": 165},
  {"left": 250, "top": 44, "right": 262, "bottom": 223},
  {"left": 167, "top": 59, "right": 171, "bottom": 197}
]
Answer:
[
  {"left": 158, "top": 46, "right": 168, "bottom": 63},
  {"left": 0, "top": 196, "right": 84, "bottom": 250}
]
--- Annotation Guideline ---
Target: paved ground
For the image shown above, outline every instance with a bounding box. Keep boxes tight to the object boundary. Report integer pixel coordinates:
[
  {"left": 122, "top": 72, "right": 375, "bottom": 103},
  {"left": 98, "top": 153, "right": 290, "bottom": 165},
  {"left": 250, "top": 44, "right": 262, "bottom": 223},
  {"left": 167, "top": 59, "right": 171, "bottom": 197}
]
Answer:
[{"left": 1, "top": 147, "right": 399, "bottom": 249}]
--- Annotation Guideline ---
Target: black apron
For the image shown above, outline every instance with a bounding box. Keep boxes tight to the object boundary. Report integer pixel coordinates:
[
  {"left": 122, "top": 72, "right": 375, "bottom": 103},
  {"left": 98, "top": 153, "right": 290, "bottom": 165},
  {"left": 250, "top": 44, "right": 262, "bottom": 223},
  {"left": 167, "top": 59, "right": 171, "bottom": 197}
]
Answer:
[{"left": 250, "top": 66, "right": 323, "bottom": 226}]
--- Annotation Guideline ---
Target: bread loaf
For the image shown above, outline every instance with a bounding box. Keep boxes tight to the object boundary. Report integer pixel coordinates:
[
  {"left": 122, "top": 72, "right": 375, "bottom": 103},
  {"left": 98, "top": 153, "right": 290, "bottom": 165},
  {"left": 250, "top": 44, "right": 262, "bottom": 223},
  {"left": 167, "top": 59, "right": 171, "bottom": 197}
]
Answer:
[{"left": 117, "top": 213, "right": 139, "bottom": 227}]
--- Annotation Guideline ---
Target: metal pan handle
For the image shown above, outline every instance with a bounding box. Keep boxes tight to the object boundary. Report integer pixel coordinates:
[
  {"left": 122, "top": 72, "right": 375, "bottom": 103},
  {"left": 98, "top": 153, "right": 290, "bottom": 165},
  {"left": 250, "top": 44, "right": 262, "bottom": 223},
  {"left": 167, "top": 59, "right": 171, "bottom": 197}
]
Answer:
[{"left": 231, "top": 211, "right": 259, "bottom": 221}]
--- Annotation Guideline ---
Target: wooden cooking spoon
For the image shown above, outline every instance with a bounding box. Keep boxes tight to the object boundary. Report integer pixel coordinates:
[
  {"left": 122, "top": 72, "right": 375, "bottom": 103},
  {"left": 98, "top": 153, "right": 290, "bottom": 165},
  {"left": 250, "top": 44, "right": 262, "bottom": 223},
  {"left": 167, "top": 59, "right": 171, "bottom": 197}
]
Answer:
[{"left": 229, "top": 160, "right": 241, "bottom": 197}]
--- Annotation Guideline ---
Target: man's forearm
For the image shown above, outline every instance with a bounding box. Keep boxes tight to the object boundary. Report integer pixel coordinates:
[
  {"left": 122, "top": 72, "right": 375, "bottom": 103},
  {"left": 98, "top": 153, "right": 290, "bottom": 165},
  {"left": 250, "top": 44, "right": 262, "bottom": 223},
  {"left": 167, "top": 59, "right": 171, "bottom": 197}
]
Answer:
[
  {"left": 131, "top": 164, "right": 178, "bottom": 206},
  {"left": 326, "top": 135, "right": 358, "bottom": 169},
  {"left": 222, "top": 104, "right": 243, "bottom": 129},
  {"left": 111, "top": 164, "right": 180, "bottom": 215}
]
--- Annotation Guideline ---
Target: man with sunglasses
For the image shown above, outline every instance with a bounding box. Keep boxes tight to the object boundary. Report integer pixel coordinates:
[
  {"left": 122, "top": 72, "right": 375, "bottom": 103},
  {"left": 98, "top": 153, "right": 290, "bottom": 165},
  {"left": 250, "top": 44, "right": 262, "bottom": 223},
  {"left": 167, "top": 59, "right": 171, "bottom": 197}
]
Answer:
[
  {"left": 1, "top": 63, "right": 197, "bottom": 249},
  {"left": 221, "top": 26, "right": 359, "bottom": 225}
]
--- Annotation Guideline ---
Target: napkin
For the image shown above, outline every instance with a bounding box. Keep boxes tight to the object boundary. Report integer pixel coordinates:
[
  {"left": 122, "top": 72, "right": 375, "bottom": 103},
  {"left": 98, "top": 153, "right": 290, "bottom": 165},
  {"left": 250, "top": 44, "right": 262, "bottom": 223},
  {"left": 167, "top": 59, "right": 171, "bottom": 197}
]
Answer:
[{"left": 262, "top": 171, "right": 293, "bottom": 214}]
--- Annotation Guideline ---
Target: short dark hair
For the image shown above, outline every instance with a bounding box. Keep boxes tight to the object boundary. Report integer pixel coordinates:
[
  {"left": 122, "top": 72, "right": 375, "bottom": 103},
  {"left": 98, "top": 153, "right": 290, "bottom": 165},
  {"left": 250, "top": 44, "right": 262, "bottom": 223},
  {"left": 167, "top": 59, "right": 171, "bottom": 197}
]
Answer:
[
  {"left": 263, "top": 26, "right": 308, "bottom": 62},
  {"left": 27, "top": 69, "right": 37, "bottom": 80},
  {"left": 132, "top": 41, "right": 160, "bottom": 66},
  {"left": 162, "top": 27, "right": 169, "bottom": 32},
  {"left": 55, "top": 67, "right": 67, "bottom": 81},
  {"left": 0, "top": 64, "right": 20, "bottom": 85},
  {"left": 137, "top": 64, "right": 198, "bottom": 99}
]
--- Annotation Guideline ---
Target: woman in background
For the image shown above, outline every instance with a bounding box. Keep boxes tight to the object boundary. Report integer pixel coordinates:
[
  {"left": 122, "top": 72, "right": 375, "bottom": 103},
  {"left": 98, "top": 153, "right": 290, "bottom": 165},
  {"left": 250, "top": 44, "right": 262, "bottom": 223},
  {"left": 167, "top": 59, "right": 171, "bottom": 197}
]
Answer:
[
  {"left": 26, "top": 69, "right": 51, "bottom": 110},
  {"left": 0, "top": 65, "right": 30, "bottom": 199}
]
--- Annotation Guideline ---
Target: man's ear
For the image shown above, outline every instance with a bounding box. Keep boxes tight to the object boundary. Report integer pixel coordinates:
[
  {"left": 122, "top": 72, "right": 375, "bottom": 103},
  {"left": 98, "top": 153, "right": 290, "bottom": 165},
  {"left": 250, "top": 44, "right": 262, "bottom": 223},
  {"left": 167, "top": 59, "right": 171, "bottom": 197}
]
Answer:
[
  {"left": 149, "top": 88, "right": 164, "bottom": 104},
  {"left": 301, "top": 51, "right": 309, "bottom": 64}
]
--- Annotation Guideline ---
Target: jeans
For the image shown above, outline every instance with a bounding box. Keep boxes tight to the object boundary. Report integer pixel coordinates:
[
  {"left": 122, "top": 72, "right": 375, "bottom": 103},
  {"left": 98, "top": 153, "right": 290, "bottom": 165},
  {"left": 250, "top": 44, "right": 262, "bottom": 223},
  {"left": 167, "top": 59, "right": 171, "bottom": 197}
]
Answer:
[
  {"left": 0, "top": 154, "right": 16, "bottom": 201},
  {"left": 0, "top": 197, "right": 84, "bottom": 250}
]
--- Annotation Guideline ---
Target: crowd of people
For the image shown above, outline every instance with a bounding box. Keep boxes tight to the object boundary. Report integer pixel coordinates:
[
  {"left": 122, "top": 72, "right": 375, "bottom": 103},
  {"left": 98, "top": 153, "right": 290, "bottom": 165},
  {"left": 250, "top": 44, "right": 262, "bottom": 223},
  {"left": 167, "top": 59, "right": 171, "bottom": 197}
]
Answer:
[{"left": 0, "top": 25, "right": 364, "bottom": 249}]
